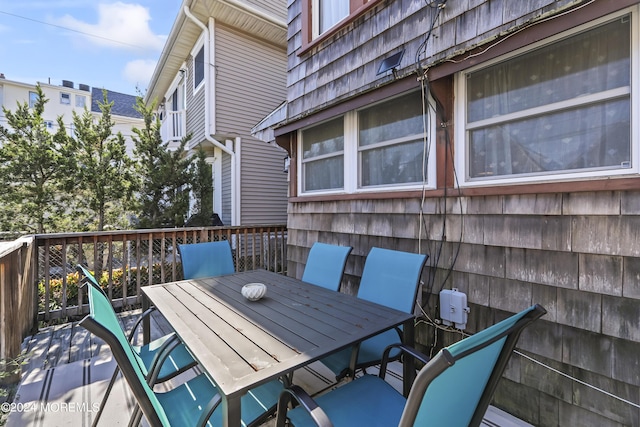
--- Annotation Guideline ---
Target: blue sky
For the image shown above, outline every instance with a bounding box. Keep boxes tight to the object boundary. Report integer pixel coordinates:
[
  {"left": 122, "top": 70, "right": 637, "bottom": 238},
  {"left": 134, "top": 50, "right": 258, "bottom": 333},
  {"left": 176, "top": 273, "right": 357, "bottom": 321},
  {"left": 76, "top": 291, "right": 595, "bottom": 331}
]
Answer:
[{"left": 0, "top": 1, "right": 180, "bottom": 96}]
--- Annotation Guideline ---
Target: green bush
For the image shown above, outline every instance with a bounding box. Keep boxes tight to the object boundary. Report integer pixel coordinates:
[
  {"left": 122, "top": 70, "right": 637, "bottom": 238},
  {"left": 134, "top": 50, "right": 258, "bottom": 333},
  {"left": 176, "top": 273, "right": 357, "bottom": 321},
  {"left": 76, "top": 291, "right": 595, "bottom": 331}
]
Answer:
[{"left": 38, "top": 263, "right": 182, "bottom": 319}]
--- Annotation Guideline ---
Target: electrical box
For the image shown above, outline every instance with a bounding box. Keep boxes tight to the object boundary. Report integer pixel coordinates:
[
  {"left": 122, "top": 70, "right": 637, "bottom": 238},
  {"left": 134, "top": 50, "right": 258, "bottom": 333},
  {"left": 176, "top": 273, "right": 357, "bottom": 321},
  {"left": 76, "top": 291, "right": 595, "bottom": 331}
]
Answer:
[{"left": 439, "top": 288, "right": 470, "bottom": 330}]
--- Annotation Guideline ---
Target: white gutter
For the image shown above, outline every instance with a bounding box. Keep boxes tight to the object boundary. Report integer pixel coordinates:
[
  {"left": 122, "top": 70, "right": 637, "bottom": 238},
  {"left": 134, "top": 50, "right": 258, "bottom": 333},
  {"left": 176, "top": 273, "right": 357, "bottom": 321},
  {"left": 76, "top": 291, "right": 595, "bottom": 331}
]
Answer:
[{"left": 184, "top": 4, "right": 239, "bottom": 225}]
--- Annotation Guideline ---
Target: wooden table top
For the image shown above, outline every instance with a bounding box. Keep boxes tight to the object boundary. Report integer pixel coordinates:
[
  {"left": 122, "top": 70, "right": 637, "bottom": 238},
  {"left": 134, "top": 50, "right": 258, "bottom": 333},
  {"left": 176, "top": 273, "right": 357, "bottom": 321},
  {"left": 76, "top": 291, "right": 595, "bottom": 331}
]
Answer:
[{"left": 142, "top": 269, "right": 413, "bottom": 399}]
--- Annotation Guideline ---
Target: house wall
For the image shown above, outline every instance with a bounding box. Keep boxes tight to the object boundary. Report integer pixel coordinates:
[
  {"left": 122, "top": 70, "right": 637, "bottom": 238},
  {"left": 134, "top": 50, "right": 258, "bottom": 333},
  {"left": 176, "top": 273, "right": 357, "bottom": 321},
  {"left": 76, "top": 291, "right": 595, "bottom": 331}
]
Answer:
[
  {"left": 287, "top": 193, "right": 640, "bottom": 426},
  {"left": 282, "top": 0, "right": 640, "bottom": 425},
  {"left": 214, "top": 24, "right": 288, "bottom": 225}
]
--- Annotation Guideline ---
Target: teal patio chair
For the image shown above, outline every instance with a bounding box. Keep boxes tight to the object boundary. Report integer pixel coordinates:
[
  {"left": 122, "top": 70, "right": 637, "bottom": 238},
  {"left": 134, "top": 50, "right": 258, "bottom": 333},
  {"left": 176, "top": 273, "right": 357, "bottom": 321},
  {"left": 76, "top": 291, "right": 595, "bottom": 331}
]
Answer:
[
  {"left": 320, "top": 247, "right": 428, "bottom": 379},
  {"left": 77, "top": 266, "right": 198, "bottom": 425},
  {"left": 301, "top": 242, "right": 352, "bottom": 291},
  {"left": 178, "top": 240, "right": 235, "bottom": 279},
  {"left": 79, "top": 269, "right": 284, "bottom": 427},
  {"left": 277, "top": 304, "right": 546, "bottom": 427}
]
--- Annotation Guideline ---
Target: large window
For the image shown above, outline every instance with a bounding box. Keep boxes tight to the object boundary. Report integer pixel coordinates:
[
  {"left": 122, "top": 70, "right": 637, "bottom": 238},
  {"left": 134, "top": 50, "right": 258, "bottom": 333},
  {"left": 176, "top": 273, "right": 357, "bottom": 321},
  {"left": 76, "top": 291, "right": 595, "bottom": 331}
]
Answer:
[
  {"left": 299, "top": 90, "right": 435, "bottom": 194},
  {"left": 458, "top": 12, "right": 634, "bottom": 185}
]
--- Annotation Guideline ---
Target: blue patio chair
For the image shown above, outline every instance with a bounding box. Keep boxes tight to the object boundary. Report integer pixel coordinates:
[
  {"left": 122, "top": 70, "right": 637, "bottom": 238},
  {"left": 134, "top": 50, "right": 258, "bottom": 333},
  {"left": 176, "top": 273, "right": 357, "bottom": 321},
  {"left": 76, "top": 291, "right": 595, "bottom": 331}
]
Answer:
[
  {"left": 79, "top": 268, "right": 284, "bottom": 427},
  {"left": 320, "top": 247, "right": 428, "bottom": 379},
  {"left": 301, "top": 242, "right": 352, "bottom": 291},
  {"left": 276, "top": 304, "right": 546, "bottom": 427},
  {"left": 77, "top": 266, "right": 198, "bottom": 426},
  {"left": 178, "top": 240, "right": 235, "bottom": 279}
]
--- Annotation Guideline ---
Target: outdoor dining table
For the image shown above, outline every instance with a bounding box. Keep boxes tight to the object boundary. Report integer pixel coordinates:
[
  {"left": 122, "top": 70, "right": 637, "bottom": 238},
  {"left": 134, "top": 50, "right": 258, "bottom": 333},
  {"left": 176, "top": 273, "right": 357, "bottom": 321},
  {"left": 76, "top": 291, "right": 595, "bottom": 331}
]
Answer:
[{"left": 141, "top": 269, "right": 415, "bottom": 427}]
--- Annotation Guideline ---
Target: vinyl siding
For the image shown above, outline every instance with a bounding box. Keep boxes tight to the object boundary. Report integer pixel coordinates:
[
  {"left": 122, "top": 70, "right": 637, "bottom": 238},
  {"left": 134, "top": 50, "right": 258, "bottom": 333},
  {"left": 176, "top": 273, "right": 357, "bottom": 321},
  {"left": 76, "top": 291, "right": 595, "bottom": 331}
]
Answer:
[
  {"left": 221, "top": 151, "right": 232, "bottom": 225},
  {"left": 248, "top": 0, "right": 287, "bottom": 22},
  {"left": 214, "top": 23, "right": 288, "bottom": 225},
  {"left": 185, "top": 49, "right": 206, "bottom": 145}
]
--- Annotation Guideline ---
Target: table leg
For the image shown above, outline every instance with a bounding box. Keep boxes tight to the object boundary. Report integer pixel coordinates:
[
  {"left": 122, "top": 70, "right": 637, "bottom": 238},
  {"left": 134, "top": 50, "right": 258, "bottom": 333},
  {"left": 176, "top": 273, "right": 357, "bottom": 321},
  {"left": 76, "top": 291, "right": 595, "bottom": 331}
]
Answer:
[
  {"left": 142, "top": 294, "right": 150, "bottom": 345},
  {"left": 222, "top": 395, "right": 242, "bottom": 427},
  {"left": 403, "top": 319, "right": 415, "bottom": 397}
]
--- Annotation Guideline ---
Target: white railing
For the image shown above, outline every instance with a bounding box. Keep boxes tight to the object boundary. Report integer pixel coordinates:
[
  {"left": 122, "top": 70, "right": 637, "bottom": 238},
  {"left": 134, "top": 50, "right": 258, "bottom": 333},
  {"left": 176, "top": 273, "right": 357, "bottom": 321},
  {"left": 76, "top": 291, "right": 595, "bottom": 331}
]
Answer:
[{"left": 160, "top": 110, "right": 186, "bottom": 142}]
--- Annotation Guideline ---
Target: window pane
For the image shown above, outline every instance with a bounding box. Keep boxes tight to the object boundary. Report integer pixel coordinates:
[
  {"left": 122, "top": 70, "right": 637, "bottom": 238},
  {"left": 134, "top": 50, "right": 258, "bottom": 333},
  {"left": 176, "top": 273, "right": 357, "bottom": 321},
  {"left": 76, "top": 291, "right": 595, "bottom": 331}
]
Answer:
[
  {"left": 467, "top": 17, "right": 630, "bottom": 122},
  {"left": 361, "top": 139, "right": 425, "bottom": 186},
  {"left": 304, "top": 157, "right": 344, "bottom": 191},
  {"left": 29, "top": 91, "right": 38, "bottom": 108},
  {"left": 302, "top": 117, "right": 344, "bottom": 192},
  {"left": 302, "top": 117, "right": 344, "bottom": 159},
  {"left": 469, "top": 99, "right": 630, "bottom": 178},
  {"left": 359, "top": 91, "right": 423, "bottom": 146},
  {"left": 194, "top": 46, "right": 205, "bottom": 88},
  {"left": 319, "top": 1, "right": 349, "bottom": 34}
]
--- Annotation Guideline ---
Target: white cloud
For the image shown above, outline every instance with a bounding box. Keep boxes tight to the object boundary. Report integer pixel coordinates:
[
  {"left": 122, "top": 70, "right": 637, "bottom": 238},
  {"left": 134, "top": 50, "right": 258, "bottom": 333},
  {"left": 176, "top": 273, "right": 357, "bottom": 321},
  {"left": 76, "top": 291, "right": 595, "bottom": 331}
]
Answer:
[
  {"left": 55, "top": 2, "right": 165, "bottom": 52},
  {"left": 123, "top": 58, "right": 157, "bottom": 90}
]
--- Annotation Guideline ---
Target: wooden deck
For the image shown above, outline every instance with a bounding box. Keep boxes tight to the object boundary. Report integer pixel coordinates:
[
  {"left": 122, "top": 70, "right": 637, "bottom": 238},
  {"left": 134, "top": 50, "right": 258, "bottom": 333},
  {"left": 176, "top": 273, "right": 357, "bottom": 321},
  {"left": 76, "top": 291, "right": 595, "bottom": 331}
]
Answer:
[{"left": 5, "top": 310, "right": 531, "bottom": 426}]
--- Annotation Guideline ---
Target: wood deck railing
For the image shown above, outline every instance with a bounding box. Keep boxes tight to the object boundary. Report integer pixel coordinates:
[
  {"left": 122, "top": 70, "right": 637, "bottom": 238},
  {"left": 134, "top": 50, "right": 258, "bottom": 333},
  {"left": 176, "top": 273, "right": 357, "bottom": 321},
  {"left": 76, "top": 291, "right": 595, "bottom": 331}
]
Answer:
[{"left": 0, "top": 225, "right": 287, "bottom": 362}]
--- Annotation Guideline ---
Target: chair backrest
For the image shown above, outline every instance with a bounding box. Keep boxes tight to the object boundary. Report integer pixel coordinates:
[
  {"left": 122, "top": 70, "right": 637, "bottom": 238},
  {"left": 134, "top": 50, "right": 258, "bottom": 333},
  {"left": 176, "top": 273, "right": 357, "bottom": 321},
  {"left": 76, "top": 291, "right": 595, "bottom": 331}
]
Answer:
[
  {"left": 399, "top": 304, "right": 547, "bottom": 427},
  {"left": 78, "top": 266, "right": 170, "bottom": 426},
  {"left": 77, "top": 266, "right": 148, "bottom": 371},
  {"left": 357, "top": 247, "right": 428, "bottom": 313},
  {"left": 178, "top": 240, "right": 235, "bottom": 280},
  {"left": 301, "top": 242, "right": 352, "bottom": 291}
]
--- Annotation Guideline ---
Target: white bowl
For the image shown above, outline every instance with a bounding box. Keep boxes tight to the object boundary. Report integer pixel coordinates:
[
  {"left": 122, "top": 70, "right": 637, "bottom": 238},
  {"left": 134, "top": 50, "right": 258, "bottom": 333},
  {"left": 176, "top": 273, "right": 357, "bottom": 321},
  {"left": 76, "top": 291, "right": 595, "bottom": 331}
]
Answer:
[{"left": 241, "top": 283, "right": 267, "bottom": 301}]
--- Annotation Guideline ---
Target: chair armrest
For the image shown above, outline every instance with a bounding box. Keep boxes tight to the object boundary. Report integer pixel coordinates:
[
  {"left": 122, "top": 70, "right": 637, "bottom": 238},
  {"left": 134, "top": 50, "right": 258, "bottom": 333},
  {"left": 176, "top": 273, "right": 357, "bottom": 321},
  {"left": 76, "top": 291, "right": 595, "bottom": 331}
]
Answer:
[
  {"left": 196, "top": 393, "right": 222, "bottom": 427},
  {"left": 145, "top": 333, "right": 181, "bottom": 384},
  {"left": 379, "top": 343, "right": 430, "bottom": 380},
  {"left": 276, "top": 385, "right": 334, "bottom": 427},
  {"left": 128, "top": 307, "right": 157, "bottom": 342}
]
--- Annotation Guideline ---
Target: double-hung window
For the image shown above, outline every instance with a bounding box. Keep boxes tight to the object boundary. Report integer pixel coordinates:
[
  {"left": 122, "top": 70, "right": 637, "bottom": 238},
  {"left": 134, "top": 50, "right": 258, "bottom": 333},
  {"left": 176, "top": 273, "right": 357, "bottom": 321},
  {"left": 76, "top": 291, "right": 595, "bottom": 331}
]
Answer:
[
  {"left": 457, "top": 11, "right": 634, "bottom": 185},
  {"left": 299, "top": 90, "right": 435, "bottom": 194},
  {"left": 359, "top": 91, "right": 428, "bottom": 187},
  {"left": 302, "top": 117, "right": 345, "bottom": 192}
]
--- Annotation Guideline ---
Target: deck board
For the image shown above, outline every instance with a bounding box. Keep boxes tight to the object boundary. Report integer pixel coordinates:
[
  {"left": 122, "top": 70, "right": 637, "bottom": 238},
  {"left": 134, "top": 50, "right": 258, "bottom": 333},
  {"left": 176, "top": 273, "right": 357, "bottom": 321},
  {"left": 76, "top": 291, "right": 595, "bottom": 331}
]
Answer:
[{"left": 7, "top": 310, "right": 532, "bottom": 427}]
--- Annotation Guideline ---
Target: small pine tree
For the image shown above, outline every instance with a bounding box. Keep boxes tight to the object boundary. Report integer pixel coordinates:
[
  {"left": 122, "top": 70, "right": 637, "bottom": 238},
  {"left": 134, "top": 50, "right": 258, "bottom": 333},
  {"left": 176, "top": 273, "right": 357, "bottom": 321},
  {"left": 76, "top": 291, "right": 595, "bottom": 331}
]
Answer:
[
  {"left": 70, "top": 89, "right": 135, "bottom": 231},
  {"left": 0, "top": 85, "right": 74, "bottom": 233},
  {"left": 131, "top": 97, "right": 193, "bottom": 228},
  {"left": 189, "top": 146, "right": 214, "bottom": 225}
]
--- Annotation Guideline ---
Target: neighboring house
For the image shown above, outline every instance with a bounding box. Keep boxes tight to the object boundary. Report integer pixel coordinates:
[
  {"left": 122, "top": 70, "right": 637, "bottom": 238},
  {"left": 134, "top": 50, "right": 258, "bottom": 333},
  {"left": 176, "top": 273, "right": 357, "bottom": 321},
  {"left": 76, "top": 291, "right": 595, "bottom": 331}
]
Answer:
[
  {"left": 255, "top": 0, "right": 640, "bottom": 425},
  {"left": 0, "top": 76, "right": 142, "bottom": 153},
  {"left": 145, "top": 0, "right": 288, "bottom": 226}
]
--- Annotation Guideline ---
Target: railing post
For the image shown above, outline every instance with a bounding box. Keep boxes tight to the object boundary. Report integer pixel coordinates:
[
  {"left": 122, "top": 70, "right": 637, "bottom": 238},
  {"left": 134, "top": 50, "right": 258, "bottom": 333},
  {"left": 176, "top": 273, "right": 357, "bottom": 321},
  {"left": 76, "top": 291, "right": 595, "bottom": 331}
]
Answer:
[{"left": 0, "top": 237, "right": 37, "bottom": 382}]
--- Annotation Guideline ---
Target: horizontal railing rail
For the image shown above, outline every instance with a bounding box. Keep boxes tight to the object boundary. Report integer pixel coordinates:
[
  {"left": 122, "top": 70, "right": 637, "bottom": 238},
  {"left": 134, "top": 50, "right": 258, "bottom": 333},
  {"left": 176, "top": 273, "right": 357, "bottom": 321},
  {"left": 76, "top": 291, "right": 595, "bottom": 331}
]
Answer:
[{"left": 34, "top": 225, "right": 287, "bottom": 324}]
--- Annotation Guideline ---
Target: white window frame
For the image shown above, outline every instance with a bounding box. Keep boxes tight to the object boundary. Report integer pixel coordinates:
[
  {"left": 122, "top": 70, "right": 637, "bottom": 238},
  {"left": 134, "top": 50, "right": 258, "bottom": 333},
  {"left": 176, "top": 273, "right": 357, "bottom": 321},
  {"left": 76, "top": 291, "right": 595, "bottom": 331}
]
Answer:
[
  {"left": 455, "top": 7, "right": 639, "bottom": 187},
  {"left": 75, "top": 94, "right": 86, "bottom": 108},
  {"left": 192, "top": 36, "right": 206, "bottom": 94},
  {"left": 60, "top": 92, "right": 71, "bottom": 105},
  {"left": 298, "top": 90, "right": 437, "bottom": 196}
]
